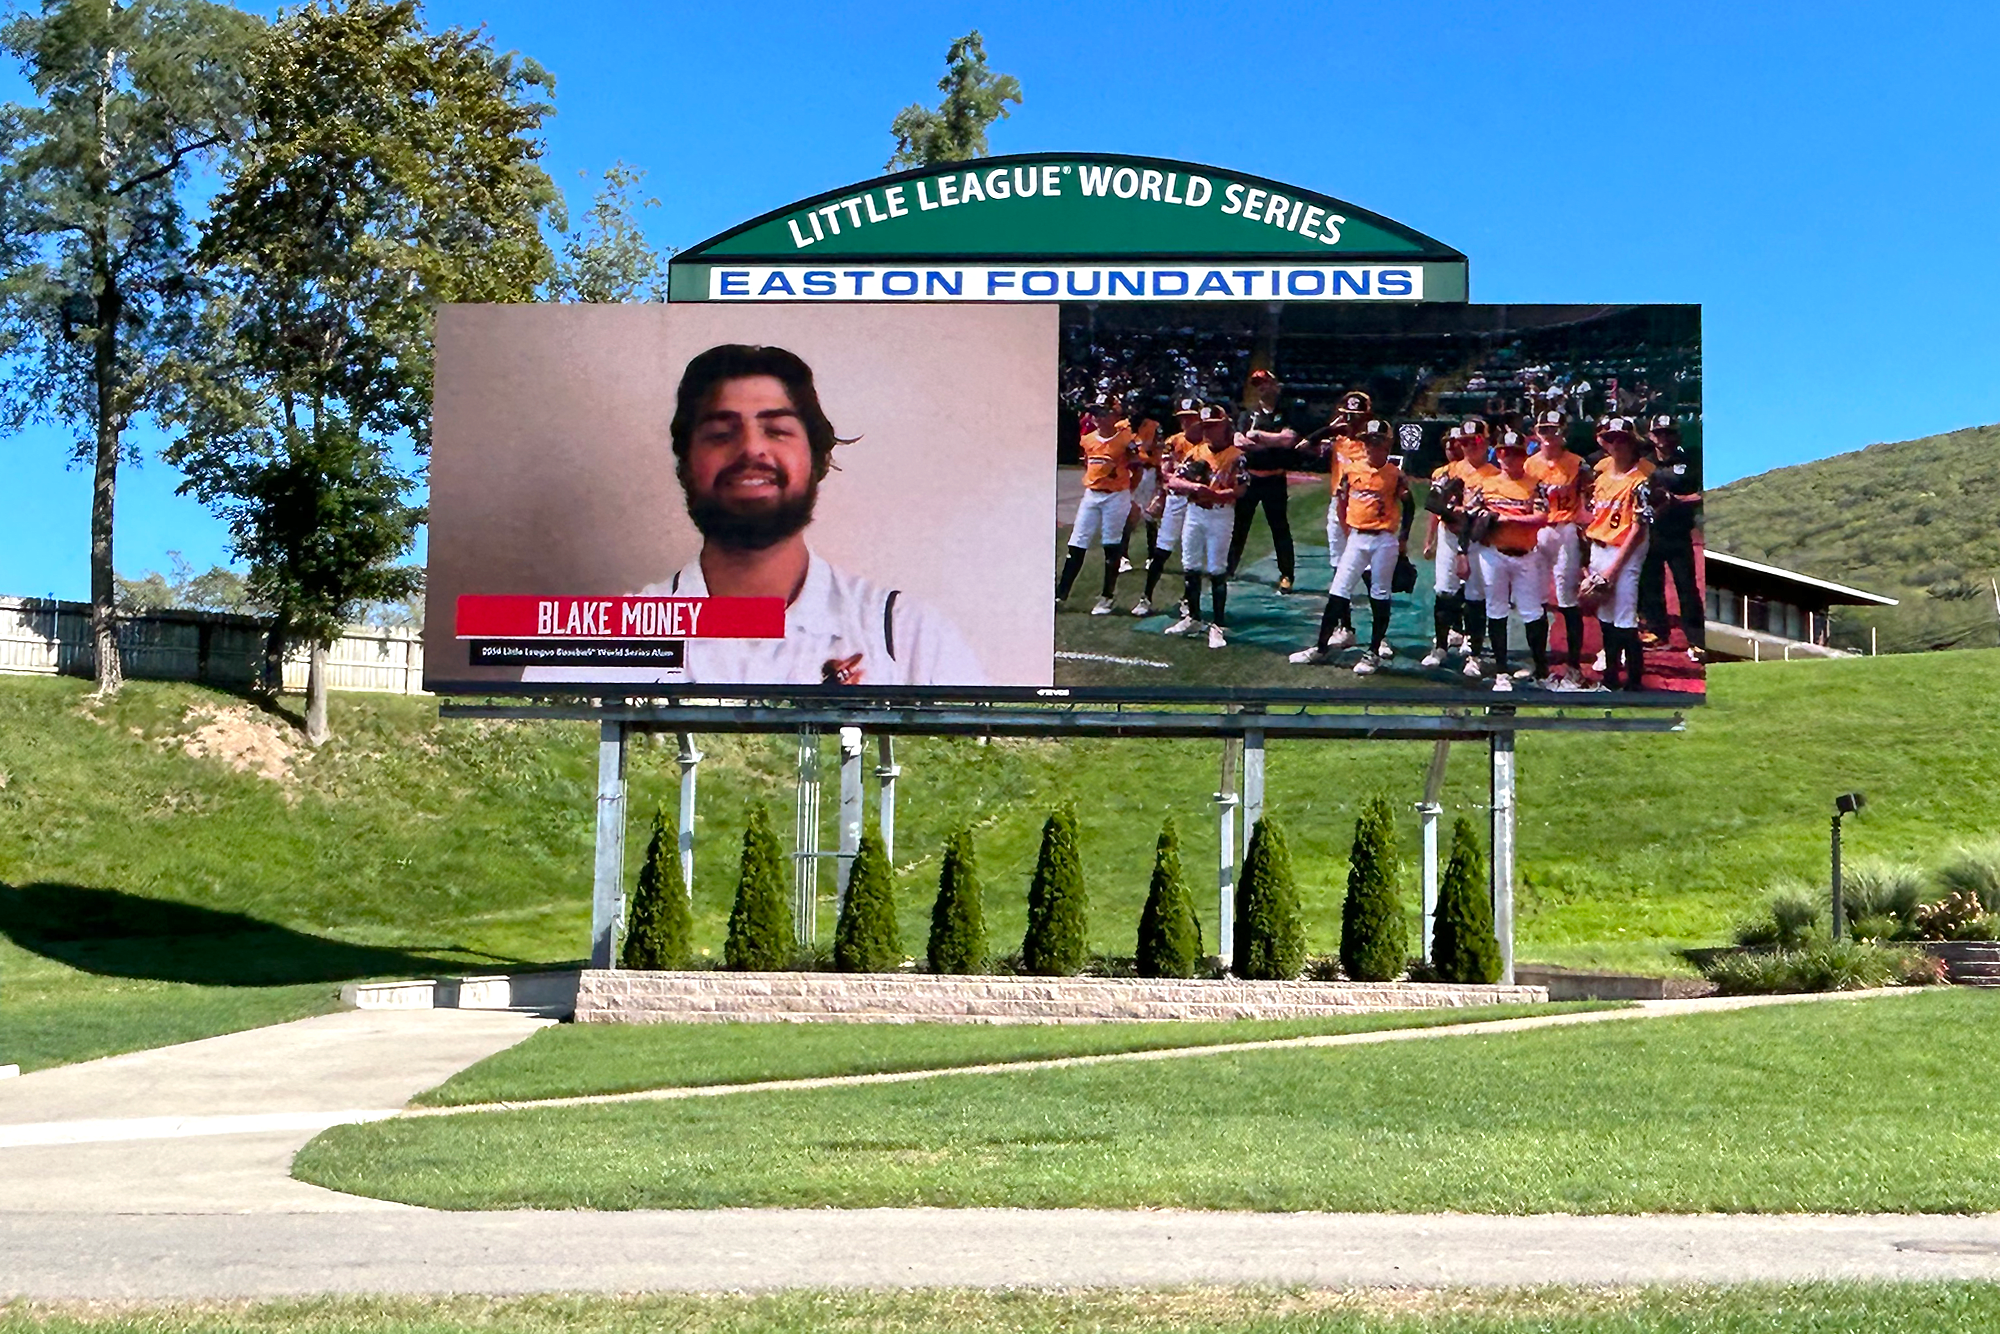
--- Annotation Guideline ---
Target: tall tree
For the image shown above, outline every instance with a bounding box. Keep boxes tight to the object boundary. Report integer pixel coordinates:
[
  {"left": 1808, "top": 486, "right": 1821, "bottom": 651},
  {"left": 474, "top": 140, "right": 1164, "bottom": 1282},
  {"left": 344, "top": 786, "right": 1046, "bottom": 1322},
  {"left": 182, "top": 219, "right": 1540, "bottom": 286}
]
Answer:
[
  {"left": 165, "top": 0, "right": 558, "bottom": 741},
  {"left": 0, "top": 0, "right": 260, "bottom": 694},
  {"left": 1022, "top": 804, "right": 1087, "bottom": 976},
  {"left": 885, "top": 30, "right": 1020, "bottom": 170},
  {"left": 553, "top": 162, "right": 670, "bottom": 302}
]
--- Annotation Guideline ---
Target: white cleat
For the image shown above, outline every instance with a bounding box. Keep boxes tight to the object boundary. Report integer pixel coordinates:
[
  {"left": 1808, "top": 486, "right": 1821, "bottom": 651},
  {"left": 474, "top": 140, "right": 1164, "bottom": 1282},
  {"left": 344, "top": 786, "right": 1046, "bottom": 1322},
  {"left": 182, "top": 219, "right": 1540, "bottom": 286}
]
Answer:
[
  {"left": 1549, "top": 675, "right": 1586, "bottom": 692},
  {"left": 1118, "top": 557, "right": 1135, "bottom": 573},
  {"left": 1420, "top": 647, "right": 1447, "bottom": 668},
  {"left": 1353, "top": 652, "right": 1380, "bottom": 676},
  {"left": 1377, "top": 642, "right": 1395, "bottom": 660},
  {"left": 1130, "top": 598, "right": 1154, "bottom": 617},
  {"left": 1491, "top": 674, "right": 1514, "bottom": 692},
  {"left": 1164, "top": 616, "right": 1200, "bottom": 636},
  {"left": 1288, "top": 645, "right": 1332, "bottom": 665},
  {"left": 1090, "top": 596, "right": 1115, "bottom": 615},
  {"left": 1462, "top": 657, "right": 1485, "bottom": 679},
  {"left": 1326, "top": 626, "right": 1357, "bottom": 650},
  {"left": 1207, "top": 624, "right": 1228, "bottom": 650},
  {"left": 1511, "top": 666, "right": 1535, "bottom": 680},
  {"left": 1592, "top": 650, "right": 1608, "bottom": 672},
  {"left": 1447, "top": 630, "right": 1468, "bottom": 652}
]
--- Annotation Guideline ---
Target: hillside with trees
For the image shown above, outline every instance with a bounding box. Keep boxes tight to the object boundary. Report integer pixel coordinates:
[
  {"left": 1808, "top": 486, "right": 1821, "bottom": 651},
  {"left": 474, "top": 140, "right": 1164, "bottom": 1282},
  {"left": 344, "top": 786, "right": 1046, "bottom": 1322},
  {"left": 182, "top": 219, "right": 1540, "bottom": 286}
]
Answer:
[{"left": 1706, "top": 423, "right": 2000, "bottom": 654}]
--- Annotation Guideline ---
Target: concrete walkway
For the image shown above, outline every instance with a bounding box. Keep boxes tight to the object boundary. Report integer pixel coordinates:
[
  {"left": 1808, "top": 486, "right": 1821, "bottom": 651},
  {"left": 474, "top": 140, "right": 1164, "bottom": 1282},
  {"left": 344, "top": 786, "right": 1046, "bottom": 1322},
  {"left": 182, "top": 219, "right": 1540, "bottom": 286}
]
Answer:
[
  {"left": 5, "top": 987, "right": 1997, "bottom": 1297},
  {"left": 0, "top": 1008, "right": 550, "bottom": 1213}
]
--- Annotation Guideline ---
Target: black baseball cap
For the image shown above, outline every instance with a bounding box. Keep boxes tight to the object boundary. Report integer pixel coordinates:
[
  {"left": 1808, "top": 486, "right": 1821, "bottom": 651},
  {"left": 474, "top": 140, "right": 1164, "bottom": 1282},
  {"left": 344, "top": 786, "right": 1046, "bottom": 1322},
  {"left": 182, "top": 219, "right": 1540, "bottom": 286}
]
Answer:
[
  {"left": 1495, "top": 429, "right": 1530, "bottom": 453},
  {"left": 1198, "top": 403, "right": 1230, "bottom": 424},
  {"left": 1175, "top": 398, "right": 1201, "bottom": 417},
  {"left": 1535, "top": 410, "right": 1567, "bottom": 429},
  {"left": 1338, "top": 389, "right": 1373, "bottom": 417},
  {"left": 1648, "top": 414, "right": 1680, "bottom": 436}
]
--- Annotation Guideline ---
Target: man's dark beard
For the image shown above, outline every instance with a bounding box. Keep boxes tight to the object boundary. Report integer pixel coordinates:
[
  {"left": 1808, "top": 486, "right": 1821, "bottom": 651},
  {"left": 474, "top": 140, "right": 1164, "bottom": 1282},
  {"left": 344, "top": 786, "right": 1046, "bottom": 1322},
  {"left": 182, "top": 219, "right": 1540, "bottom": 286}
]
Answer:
[{"left": 686, "top": 469, "right": 819, "bottom": 551}]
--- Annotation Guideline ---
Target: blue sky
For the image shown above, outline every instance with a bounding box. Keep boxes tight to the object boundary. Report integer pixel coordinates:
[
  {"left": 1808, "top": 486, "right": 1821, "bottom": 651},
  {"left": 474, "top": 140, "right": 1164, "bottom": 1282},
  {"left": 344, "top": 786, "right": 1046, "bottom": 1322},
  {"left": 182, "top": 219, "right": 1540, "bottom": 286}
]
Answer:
[{"left": 5, "top": 0, "right": 1997, "bottom": 600}]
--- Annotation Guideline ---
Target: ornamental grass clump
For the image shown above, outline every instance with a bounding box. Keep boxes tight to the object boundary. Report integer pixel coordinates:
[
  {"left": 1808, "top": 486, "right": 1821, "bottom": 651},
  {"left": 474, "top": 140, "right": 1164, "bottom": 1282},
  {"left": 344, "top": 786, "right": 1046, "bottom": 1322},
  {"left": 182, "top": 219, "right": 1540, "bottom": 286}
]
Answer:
[
  {"left": 1136, "top": 818, "right": 1202, "bottom": 979},
  {"left": 1340, "top": 797, "right": 1408, "bottom": 983},
  {"left": 1233, "top": 815, "right": 1304, "bottom": 980},
  {"left": 928, "top": 826, "right": 986, "bottom": 974},
  {"left": 1701, "top": 939, "right": 1941, "bottom": 995},
  {"left": 621, "top": 804, "right": 693, "bottom": 970},
  {"left": 1431, "top": 817, "right": 1501, "bottom": 984},
  {"left": 1022, "top": 804, "right": 1087, "bottom": 976},
  {"left": 833, "top": 829, "right": 900, "bottom": 972},
  {"left": 725, "top": 802, "right": 793, "bottom": 971}
]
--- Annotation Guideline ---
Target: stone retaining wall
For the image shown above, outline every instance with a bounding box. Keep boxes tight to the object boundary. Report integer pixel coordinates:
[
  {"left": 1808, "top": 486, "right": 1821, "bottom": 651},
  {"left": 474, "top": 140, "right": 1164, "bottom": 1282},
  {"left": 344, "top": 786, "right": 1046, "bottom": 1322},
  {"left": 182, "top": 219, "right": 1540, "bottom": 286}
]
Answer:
[{"left": 572, "top": 970, "right": 1549, "bottom": 1025}]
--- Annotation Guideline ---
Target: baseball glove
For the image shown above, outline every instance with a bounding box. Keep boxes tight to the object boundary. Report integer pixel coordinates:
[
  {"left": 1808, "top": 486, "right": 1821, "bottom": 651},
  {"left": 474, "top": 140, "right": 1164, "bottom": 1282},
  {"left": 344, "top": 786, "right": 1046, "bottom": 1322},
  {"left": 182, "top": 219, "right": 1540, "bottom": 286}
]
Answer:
[{"left": 1577, "top": 571, "right": 1611, "bottom": 613}]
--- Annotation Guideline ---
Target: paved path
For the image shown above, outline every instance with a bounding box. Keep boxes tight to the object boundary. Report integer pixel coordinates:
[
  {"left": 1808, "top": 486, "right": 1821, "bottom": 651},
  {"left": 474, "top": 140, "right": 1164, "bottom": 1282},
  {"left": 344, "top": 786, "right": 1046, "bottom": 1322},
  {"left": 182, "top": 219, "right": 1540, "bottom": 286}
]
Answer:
[
  {"left": 0, "top": 1008, "right": 550, "bottom": 1213},
  {"left": 8, "top": 1208, "right": 2000, "bottom": 1297},
  {"left": 5, "top": 987, "right": 1994, "bottom": 1297}
]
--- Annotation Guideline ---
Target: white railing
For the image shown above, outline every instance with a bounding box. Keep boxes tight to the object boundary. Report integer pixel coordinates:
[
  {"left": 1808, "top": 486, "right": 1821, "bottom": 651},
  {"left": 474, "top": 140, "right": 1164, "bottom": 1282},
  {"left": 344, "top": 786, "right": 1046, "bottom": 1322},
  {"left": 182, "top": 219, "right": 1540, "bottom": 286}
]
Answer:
[{"left": 0, "top": 596, "right": 425, "bottom": 695}]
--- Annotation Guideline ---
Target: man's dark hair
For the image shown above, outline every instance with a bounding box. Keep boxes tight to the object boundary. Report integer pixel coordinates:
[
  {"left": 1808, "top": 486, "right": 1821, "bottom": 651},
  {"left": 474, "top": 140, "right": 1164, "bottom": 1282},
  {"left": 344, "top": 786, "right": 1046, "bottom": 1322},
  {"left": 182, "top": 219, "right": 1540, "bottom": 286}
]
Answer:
[{"left": 670, "top": 344, "right": 840, "bottom": 482}]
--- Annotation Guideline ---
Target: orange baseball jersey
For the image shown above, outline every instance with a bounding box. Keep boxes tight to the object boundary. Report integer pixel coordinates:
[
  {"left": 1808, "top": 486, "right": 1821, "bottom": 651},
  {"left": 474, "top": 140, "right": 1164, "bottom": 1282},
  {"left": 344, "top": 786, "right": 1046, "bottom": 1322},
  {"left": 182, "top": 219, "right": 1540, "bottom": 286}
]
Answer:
[
  {"left": 1162, "top": 432, "right": 1198, "bottom": 469},
  {"left": 1451, "top": 456, "right": 1500, "bottom": 490},
  {"left": 1329, "top": 432, "right": 1370, "bottom": 476},
  {"left": 1473, "top": 471, "right": 1548, "bottom": 555},
  {"left": 1585, "top": 462, "right": 1655, "bottom": 546},
  {"left": 1184, "top": 439, "right": 1244, "bottom": 501},
  {"left": 1339, "top": 459, "right": 1405, "bottom": 532},
  {"left": 1526, "top": 450, "right": 1586, "bottom": 524},
  {"left": 1594, "top": 455, "right": 1656, "bottom": 478},
  {"left": 1080, "top": 424, "right": 1133, "bottom": 493}
]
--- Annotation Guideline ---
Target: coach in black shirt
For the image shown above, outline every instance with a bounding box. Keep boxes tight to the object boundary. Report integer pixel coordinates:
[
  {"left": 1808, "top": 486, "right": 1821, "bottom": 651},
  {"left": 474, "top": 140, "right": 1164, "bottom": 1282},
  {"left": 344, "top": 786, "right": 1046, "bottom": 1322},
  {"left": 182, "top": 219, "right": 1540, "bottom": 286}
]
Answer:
[
  {"left": 1225, "top": 368, "right": 1301, "bottom": 591},
  {"left": 1638, "top": 414, "right": 1705, "bottom": 658}
]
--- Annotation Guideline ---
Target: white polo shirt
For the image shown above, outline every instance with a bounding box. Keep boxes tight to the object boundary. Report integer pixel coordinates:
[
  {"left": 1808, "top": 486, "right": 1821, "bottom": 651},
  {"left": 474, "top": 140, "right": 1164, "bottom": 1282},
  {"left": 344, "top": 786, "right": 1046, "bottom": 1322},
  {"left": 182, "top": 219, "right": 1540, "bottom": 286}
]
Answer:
[{"left": 521, "top": 548, "right": 986, "bottom": 688}]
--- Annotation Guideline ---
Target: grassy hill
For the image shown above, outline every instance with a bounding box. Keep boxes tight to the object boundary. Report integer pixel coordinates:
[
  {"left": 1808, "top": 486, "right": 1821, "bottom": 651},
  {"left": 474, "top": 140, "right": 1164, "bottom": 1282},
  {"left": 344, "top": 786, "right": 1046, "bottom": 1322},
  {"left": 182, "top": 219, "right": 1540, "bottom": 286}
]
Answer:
[
  {"left": 7, "top": 650, "right": 2000, "bottom": 1068},
  {"left": 1707, "top": 422, "right": 2000, "bottom": 654}
]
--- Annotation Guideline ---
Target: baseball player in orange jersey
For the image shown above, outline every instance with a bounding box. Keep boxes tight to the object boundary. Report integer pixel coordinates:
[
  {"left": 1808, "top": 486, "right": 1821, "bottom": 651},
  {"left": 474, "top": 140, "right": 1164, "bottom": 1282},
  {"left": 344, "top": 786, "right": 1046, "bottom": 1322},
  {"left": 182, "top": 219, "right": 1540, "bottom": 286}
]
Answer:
[
  {"left": 1469, "top": 429, "right": 1552, "bottom": 692},
  {"left": 1581, "top": 416, "right": 1655, "bottom": 690},
  {"left": 1433, "top": 416, "right": 1497, "bottom": 669},
  {"left": 1056, "top": 398, "right": 1135, "bottom": 613},
  {"left": 1118, "top": 412, "right": 1163, "bottom": 574},
  {"left": 1136, "top": 398, "right": 1203, "bottom": 617},
  {"left": 1526, "top": 409, "right": 1591, "bottom": 689},
  {"left": 1297, "top": 388, "right": 1376, "bottom": 645},
  {"left": 1163, "top": 407, "right": 1247, "bottom": 649},
  {"left": 1289, "top": 419, "right": 1413, "bottom": 673}
]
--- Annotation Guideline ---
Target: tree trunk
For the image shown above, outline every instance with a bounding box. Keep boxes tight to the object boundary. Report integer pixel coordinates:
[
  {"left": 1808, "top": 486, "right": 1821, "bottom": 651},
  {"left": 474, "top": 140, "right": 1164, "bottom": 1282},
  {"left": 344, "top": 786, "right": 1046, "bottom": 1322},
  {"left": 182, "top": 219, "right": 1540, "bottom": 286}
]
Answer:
[
  {"left": 262, "top": 614, "right": 287, "bottom": 696},
  {"left": 88, "top": 24, "right": 122, "bottom": 697},
  {"left": 88, "top": 418, "right": 122, "bottom": 695},
  {"left": 305, "top": 641, "right": 329, "bottom": 744}
]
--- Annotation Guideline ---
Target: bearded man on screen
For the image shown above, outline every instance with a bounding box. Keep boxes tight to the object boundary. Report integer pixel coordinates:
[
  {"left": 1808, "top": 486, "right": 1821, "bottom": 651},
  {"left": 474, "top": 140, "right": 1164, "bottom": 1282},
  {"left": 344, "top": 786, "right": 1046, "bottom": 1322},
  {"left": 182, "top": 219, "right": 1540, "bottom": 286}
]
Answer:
[{"left": 526, "top": 343, "right": 984, "bottom": 687}]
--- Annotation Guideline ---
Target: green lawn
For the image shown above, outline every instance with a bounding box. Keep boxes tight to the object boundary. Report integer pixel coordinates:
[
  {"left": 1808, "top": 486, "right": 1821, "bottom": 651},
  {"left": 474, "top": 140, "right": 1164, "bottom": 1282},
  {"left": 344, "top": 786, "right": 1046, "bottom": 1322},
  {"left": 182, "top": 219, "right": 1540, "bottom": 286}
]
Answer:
[
  {"left": 8, "top": 642, "right": 2000, "bottom": 1069},
  {"left": 296, "top": 989, "right": 1991, "bottom": 1214},
  {"left": 414, "top": 1002, "right": 1611, "bottom": 1106},
  {"left": 6, "top": 1287, "right": 2000, "bottom": 1334}
]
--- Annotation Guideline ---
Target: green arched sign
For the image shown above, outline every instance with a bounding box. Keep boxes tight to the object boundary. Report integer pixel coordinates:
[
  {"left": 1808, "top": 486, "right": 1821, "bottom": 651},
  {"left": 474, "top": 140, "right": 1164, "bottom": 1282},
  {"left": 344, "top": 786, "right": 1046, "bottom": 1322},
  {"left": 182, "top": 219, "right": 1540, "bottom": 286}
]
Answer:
[{"left": 668, "top": 153, "right": 1467, "bottom": 304}]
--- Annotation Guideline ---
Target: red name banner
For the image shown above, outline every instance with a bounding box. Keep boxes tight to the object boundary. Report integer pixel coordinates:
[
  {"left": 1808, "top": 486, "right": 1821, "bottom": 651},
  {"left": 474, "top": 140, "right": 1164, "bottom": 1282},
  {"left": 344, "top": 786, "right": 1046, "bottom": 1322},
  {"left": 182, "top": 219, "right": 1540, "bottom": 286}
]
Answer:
[{"left": 456, "top": 595, "right": 785, "bottom": 640}]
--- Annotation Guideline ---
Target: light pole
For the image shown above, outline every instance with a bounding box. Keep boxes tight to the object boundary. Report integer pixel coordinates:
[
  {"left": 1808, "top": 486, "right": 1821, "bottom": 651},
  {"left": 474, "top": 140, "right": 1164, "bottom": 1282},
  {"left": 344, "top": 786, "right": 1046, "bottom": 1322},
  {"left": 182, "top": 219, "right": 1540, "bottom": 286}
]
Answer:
[{"left": 1831, "top": 792, "right": 1865, "bottom": 939}]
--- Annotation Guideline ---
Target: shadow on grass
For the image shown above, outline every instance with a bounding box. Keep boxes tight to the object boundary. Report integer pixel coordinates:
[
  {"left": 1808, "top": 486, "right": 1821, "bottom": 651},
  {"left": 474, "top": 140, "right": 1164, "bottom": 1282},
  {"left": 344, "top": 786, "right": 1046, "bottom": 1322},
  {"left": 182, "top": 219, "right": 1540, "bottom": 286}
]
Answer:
[{"left": 0, "top": 881, "right": 550, "bottom": 986}]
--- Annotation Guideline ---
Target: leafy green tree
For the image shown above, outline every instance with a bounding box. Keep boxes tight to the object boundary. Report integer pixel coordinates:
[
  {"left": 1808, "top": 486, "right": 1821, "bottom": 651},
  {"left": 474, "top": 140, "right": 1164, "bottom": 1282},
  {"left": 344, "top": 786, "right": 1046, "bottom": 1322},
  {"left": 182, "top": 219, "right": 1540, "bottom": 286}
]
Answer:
[
  {"left": 0, "top": 0, "right": 260, "bottom": 694},
  {"left": 726, "top": 803, "right": 793, "bottom": 971},
  {"left": 833, "top": 829, "right": 900, "bottom": 973},
  {"left": 1341, "top": 797, "right": 1409, "bottom": 982},
  {"left": 928, "top": 826, "right": 985, "bottom": 974},
  {"left": 553, "top": 162, "right": 670, "bottom": 302},
  {"left": 1022, "top": 804, "right": 1087, "bottom": 976},
  {"left": 886, "top": 31, "right": 1020, "bottom": 169},
  {"left": 1431, "top": 817, "right": 1500, "bottom": 984},
  {"left": 1137, "top": 817, "right": 1202, "bottom": 979},
  {"left": 115, "top": 551, "right": 255, "bottom": 614},
  {"left": 623, "top": 804, "right": 692, "bottom": 970},
  {"left": 165, "top": 0, "right": 558, "bottom": 740},
  {"left": 1233, "top": 816, "right": 1305, "bottom": 981}
]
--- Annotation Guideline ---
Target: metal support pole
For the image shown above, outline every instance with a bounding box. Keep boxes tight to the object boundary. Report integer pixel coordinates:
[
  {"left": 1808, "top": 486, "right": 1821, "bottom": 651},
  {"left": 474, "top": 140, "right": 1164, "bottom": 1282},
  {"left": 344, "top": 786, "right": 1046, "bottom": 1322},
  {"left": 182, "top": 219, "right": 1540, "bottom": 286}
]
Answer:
[
  {"left": 836, "top": 726, "right": 864, "bottom": 904},
  {"left": 1241, "top": 729, "right": 1265, "bottom": 859},
  {"left": 1217, "top": 737, "right": 1242, "bottom": 971},
  {"left": 793, "top": 730, "right": 821, "bottom": 949},
  {"left": 875, "top": 735, "right": 900, "bottom": 865},
  {"left": 590, "top": 720, "right": 629, "bottom": 969},
  {"left": 1418, "top": 739, "right": 1452, "bottom": 965},
  {"left": 1489, "top": 729, "right": 1516, "bottom": 986},
  {"left": 1831, "top": 815, "right": 1845, "bottom": 940},
  {"left": 674, "top": 733, "right": 702, "bottom": 902}
]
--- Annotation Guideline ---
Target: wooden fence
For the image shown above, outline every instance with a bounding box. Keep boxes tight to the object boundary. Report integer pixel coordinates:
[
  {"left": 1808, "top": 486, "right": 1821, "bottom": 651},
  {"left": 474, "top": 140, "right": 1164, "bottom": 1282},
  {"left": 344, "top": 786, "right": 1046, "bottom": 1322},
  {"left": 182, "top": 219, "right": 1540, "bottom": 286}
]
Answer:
[{"left": 0, "top": 596, "right": 424, "bottom": 695}]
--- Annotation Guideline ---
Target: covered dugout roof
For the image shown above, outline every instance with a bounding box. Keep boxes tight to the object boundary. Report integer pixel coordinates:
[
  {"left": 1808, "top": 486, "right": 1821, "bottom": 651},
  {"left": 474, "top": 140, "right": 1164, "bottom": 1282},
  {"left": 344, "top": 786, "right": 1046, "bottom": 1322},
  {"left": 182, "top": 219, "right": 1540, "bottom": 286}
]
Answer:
[
  {"left": 668, "top": 152, "right": 1468, "bottom": 301},
  {"left": 1705, "top": 550, "right": 1899, "bottom": 608}
]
